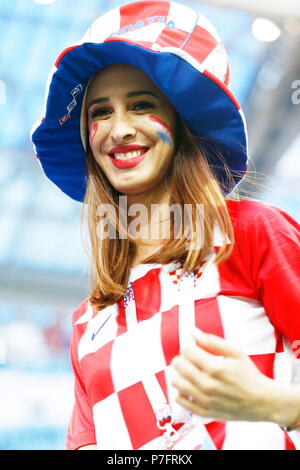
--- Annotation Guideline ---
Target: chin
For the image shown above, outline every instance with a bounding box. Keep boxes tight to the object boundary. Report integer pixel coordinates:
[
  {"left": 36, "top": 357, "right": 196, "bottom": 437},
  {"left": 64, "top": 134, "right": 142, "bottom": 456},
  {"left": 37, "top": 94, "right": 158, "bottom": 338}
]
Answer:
[{"left": 116, "top": 180, "right": 157, "bottom": 196}]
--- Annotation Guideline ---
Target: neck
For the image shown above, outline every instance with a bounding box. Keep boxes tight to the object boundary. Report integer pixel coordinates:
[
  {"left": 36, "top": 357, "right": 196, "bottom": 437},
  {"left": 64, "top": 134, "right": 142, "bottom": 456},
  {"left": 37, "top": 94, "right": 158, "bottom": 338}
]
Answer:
[
  {"left": 125, "top": 183, "right": 172, "bottom": 249},
  {"left": 126, "top": 182, "right": 170, "bottom": 211}
]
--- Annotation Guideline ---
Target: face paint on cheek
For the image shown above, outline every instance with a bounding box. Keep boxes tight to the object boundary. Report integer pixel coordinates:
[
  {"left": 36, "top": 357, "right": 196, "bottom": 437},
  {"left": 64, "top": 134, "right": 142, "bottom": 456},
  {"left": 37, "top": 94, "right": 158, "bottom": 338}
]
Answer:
[
  {"left": 89, "top": 122, "right": 98, "bottom": 148},
  {"left": 149, "top": 115, "right": 173, "bottom": 145}
]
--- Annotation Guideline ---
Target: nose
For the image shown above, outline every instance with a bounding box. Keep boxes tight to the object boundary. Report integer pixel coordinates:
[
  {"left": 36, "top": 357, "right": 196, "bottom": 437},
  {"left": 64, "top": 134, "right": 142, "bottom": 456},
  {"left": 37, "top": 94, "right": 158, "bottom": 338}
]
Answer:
[{"left": 110, "top": 112, "right": 136, "bottom": 143}]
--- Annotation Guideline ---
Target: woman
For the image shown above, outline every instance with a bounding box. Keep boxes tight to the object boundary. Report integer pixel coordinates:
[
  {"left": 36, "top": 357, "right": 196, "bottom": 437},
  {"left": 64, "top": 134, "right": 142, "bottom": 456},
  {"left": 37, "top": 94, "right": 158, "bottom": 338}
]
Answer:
[{"left": 31, "top": 1, "right": 300, "bottom": 450}]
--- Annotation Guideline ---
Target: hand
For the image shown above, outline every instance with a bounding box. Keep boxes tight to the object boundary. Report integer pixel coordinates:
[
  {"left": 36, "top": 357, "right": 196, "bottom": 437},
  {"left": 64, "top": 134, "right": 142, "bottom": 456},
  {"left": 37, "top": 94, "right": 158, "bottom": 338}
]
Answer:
[{"left": 171, "top": 329, "right": 296, "bottom": 425}]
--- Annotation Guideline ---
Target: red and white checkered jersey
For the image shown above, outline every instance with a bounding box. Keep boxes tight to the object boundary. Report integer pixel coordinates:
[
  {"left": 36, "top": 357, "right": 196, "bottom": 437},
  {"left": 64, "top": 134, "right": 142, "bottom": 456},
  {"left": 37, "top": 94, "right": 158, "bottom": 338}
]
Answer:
[{"left": 66, "top": 199, "right": 300, "bottom": 450}]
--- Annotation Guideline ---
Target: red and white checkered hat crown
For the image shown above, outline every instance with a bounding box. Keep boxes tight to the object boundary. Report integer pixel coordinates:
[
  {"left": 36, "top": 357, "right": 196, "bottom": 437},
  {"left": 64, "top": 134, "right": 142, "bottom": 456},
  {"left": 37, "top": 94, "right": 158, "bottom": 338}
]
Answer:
[
  {"left": 31, "top": 0, "right": 248, "bottom": 202},
  {"left": 83, "top": 1, "right": 230, "bottom": 82}
]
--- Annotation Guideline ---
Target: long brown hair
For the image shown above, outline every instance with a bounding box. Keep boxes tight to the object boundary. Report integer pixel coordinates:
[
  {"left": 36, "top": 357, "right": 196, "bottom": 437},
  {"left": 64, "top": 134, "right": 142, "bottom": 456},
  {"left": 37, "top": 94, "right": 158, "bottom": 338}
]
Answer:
[{"left": 81, "top": 119, "right": 240, "bottom": 312}]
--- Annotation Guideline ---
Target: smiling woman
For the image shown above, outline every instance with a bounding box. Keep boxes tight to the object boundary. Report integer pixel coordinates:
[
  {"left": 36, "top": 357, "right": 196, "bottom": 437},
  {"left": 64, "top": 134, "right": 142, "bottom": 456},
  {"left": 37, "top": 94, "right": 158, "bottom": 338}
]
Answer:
[
  {"left": 82, "top": 62, "right": 235, "bottom": 299},
  {"left": 83, "top": 64, "right": 176, "bottom": 195},
  {"left": 31, "top": 0, "right": 300, "bottom": 451}
]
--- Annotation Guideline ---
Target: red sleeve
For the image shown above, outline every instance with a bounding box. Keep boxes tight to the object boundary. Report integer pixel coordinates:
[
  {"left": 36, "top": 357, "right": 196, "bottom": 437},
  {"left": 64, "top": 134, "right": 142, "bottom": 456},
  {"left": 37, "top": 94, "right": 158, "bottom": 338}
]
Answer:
[
  {"left": 228, "top": 199, "right": 300, "bottom": 349},
  {"left": 65, "top": 300, "right": 97, "bottom": 450}
]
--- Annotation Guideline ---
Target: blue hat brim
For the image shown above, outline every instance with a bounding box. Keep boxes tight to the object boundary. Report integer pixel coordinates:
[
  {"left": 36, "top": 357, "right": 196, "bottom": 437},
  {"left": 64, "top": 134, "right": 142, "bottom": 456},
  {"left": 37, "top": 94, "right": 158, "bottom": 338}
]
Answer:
[{"left": 32, "top": 41, "right": 248, "bottom": 202}]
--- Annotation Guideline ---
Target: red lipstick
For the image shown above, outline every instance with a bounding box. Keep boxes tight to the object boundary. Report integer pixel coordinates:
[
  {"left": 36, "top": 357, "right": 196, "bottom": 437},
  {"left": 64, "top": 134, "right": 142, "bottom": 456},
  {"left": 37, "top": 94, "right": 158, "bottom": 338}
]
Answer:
[
  {"left": 107, "top": 145, "right": 149, "bottom": 170},
  {"left": 107, "top": 144, "right": 148, "bottom": 155}
]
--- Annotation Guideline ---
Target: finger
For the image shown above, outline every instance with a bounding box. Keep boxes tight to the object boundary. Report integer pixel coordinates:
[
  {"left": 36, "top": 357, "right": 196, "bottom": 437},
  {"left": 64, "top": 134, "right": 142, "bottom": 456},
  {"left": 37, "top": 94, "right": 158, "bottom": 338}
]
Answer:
[
  {"left": 179, "top": 343, "right": 225, "bottom": 376},
  {"left": 171, "top": 372, "right": 207, "bottom": 404},
  {"left": 192, "top": 328, "right": 242, "bottom": 359},
  {"left": 175, "top": 394, "right": 210, "bottom": 417},
  {"left": 171, "top": 355, "right": 213, "bottom": 390}
]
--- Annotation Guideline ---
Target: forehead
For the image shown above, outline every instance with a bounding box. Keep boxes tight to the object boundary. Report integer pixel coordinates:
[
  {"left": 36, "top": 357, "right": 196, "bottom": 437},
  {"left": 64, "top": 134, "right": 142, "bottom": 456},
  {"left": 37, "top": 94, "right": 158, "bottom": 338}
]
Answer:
[{"left": 86, "top": 64, "right": 161, "bottom": 100}]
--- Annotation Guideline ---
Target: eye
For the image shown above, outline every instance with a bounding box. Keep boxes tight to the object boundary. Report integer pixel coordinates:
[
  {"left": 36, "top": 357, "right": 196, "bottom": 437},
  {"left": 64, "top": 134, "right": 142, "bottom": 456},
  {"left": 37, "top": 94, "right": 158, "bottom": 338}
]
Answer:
[
  {"left": 131, "top": 101, "right": 155, "bottom": 112},
  {"left": 90, "top": 107, "right": 111, "bottom": 119}
]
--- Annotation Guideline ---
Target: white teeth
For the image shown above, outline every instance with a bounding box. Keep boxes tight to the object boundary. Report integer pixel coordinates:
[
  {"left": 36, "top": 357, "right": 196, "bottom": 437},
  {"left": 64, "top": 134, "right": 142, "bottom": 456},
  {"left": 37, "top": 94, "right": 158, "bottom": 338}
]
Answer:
[{"left": 113, "top": 149, "right": 146, "bottom": 160}]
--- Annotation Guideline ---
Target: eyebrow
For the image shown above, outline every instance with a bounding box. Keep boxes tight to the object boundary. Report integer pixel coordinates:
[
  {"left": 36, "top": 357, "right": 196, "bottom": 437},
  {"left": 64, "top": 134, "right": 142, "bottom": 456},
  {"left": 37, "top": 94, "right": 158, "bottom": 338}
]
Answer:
[{"left": 87, "top": 90, "right": 159, "bottom": 109}]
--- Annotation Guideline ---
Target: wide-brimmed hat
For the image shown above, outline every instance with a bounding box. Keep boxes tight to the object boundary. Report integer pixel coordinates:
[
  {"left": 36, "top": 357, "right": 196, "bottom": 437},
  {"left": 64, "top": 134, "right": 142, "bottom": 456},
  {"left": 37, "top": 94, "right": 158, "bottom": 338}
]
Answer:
[{"left": 30, "top": 0, "right": 248, "bottom": 202}]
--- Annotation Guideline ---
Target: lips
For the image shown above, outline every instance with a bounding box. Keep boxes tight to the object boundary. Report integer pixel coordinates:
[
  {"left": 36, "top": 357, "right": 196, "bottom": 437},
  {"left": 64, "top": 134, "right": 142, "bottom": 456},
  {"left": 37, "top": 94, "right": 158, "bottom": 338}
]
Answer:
[
  {"left": 109, "top": 148, "right": 149, "bottom": 169},
  {"left": 107, "top": 144, "right": 149, "bottom": 157}
]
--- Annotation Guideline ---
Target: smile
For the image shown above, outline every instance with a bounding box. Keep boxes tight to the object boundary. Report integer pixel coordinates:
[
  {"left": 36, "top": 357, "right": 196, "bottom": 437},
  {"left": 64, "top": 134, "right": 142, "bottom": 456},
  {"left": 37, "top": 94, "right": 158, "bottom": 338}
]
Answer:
[
  {"left": 108, "top": 148, "right": 149, "bottom": 169},
  {"left": 113, "top": 149, "right": 145, "bottom": 160}
]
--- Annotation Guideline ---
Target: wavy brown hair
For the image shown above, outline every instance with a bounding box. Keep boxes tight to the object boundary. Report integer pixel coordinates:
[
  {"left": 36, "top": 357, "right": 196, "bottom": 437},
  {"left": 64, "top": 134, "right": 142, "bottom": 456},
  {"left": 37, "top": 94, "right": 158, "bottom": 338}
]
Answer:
[{"left": 81, "top": 119, "right": 240, "bottom": 312}]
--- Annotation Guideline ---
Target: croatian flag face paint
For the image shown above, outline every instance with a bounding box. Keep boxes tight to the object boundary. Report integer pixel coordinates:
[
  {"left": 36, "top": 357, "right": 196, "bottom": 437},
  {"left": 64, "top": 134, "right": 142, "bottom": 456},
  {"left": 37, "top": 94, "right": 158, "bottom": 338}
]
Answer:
[
  {"left": 149, "top": 115, "right": 173, "bottom": 145},
  {"left": 89, "top": 122, "right": 98, "bottom": 148}
]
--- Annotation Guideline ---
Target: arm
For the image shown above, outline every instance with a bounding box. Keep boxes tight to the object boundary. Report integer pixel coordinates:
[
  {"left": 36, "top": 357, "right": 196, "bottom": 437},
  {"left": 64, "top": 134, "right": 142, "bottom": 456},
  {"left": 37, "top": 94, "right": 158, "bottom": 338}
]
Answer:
[
  {"left": 172, "top": 202, "right": 300, "bottom": 433},
  {"left": 66, "top": 301, "right": 97, "bottom": 450}
]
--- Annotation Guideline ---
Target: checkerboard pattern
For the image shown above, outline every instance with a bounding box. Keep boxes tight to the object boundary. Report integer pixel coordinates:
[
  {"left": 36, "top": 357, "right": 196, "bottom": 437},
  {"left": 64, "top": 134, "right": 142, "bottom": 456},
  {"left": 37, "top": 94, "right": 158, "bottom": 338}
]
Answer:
[
  {"left": 168, "top": 263, "right": 205, "bottom": 291},
  {"left": 82, "top": 0, "right": 230, "bottom": 84},
  {"left": 66, "top": 200, "right": 300, "bottom": 450}
]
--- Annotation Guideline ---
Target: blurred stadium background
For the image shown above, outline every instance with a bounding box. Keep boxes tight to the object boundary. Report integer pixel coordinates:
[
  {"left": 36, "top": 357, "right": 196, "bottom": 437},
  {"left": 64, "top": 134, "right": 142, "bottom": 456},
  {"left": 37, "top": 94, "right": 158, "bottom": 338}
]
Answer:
[{"left": 0, "top": 0, "right": 299, "bottom": 450}]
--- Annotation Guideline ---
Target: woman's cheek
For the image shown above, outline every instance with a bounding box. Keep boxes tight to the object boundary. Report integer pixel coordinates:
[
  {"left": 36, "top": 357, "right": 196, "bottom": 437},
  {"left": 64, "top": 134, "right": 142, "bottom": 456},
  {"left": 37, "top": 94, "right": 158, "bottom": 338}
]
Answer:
[
  {"left": 148, "top": 115, "right": 173, "bottom": 145},
  {"left": 89, "top": 122, "right": 98, "bottom": 149}
]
